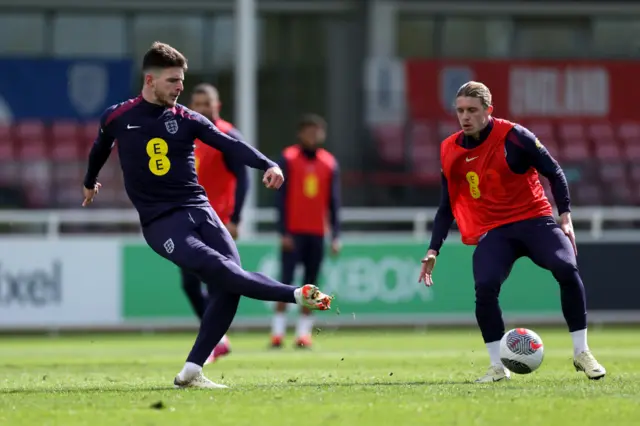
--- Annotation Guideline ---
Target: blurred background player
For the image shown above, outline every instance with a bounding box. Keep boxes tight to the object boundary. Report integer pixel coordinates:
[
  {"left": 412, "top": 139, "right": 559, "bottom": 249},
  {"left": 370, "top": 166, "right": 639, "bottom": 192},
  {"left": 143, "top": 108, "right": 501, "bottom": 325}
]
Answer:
[
  {"left": 178, "top": 83, "right": 250, "bottom": 364},
  {"left": 270, "top": 114, "right": 341, "bottom": 349},
  {"left": 418, "top": 81, "right": 606, "bottom": 383}
]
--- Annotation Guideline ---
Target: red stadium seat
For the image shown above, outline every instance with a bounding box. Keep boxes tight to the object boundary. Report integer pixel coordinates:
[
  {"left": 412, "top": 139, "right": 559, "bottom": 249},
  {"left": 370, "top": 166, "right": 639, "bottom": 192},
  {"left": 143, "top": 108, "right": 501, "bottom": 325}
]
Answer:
[
  {"left": 586, "top": 123, "right": 615, "bottom": 142},
  {"left": 0, "top": 133, "right": 14, "bottom": 161},
  {"left": 561, "top": 141, "right": 591, "bottom": 162},
  {"left": 50, "top": 135, "right": 82, "bottom": 161},
  {"left": 604, "top": 175, "right": 633, "bottom": 204},
  {"left": 81, "top": 121, "right": 101, "bottom": 140},
  {"left": 557, "top": 123, "right": 586, "bottom": 140},
  {"left": 14, "top": 120, "right": 45, "bottom": 139},
  {"left": 16, "top": 138, "right": 47, "bottom": 161},
  {"left": 538, "top": 138, "right": 560, "bottom": 159},
  {"left": 526, "top": 121, "right": 555, "bottom": 140},
  {"left": 598, "top": 162, "right": 626, "bottom": 179},
  {"left": 0, "top": 124, "right": 12, "bottom": 140},
  {"left": 621, "top": 140, "right": 640, "bottom": 161},
  {"left": 372, "top": 124, "right": 404, "bottom": 164},
  {"left": 437, "top": 120, "right": 459, "bottom": 140},
  {"left": 410, "top": 121, "right": 438, "bottom": 171},
  {"left": 51, "top": 121, "right": 80, "bottom": 139},
  {"left": 572, "top": 183, "right": 603, "bottom": 205},
  {"left": 594, "top": 142, "right": 623, "bottom": 161},
  {"left": 617, "top": 122, "right": 640, "bottom": 141}
]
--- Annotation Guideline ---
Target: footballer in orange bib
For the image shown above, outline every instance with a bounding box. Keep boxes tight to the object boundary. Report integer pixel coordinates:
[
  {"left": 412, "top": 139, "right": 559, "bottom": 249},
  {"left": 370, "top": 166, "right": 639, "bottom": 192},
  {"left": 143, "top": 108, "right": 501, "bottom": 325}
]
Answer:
[
  {"left": 418, "top": 81, "right": 605, "bottom": 383},
  {"left": 270, "top": 114, "right": 341, "bottom": 349}
]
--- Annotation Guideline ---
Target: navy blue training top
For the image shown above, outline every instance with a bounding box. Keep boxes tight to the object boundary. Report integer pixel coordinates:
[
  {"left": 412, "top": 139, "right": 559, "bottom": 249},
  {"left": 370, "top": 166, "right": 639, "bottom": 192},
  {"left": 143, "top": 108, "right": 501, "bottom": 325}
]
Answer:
[{"left": 83, "top": 96, "right": 277, "bottom": 226}]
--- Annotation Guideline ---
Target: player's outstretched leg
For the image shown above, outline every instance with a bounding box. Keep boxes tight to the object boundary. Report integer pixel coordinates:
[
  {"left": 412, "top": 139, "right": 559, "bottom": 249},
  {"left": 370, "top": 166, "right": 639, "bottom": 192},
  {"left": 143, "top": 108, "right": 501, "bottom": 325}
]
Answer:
[
  {"left": 143, "top": 211, "right": 333, "bottom": 308},
  {"left": 472, "top": 230, "right": 520, "bottom": 383},
  {"left": 522, "top": 217, "right": 605, "bottom": 380}
]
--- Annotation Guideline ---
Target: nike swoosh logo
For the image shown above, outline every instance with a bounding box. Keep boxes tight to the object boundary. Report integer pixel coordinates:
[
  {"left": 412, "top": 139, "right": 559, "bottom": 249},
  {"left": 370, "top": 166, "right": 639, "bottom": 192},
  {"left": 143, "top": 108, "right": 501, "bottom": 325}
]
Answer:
[
  {"left": 530, "top": 341, "right": 543, "bottom": 350},
  {"left": 127, "top": 125, "right": 141, "bottom": 129},
  {"left": 466, "top": 156, "right": 479, "bottom": 162}
]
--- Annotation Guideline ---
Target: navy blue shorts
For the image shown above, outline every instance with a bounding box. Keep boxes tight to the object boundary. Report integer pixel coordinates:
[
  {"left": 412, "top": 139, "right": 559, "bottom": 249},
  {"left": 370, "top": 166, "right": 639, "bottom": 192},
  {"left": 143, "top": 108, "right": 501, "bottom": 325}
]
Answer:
[
  {"left": 142, "top": 206, "right": 240, "bottom": 282},
  {"left": 281, "top": 234, "right": 325, "bottom": 286},
  {"left": 473, "top": 215, "right": 577, "bottom": 289}
]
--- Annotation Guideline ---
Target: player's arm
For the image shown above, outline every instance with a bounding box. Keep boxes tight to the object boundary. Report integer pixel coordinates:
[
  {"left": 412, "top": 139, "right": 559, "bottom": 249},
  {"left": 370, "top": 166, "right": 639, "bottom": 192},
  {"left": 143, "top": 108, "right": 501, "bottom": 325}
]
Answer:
[
  {"left": 223, "top": 128, "right": 250, "bottom": 225},
  {"left": 507, "top": 125, "right": 571, "bottom": 215},
  {"left": 83, "top": 105, "right": 117, "bottom": 190},
  {"left": 329, "top": 162, "right": 341, "bottom": 241},
  {"left": 428, "top": 172, "right": 455, "bottom": 255},
  {"left": 192, "top": 113, "right": 278, "bottom": 171},
  {"left": 419, "top": 171, "right": 454, "bottom": 286}
]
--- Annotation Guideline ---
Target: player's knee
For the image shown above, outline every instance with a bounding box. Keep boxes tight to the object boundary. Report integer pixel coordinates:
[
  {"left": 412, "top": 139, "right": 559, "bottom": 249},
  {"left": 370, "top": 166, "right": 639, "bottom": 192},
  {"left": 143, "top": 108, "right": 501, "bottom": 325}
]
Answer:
[
  {"left": 475, "top": 281, "right": 501, "bottom": 305},
  {"left": 180, "top": 269, "right": 201, "bottom": 290},
  {"left": 550, "top": 259, "right": 579, "bottom": 283}
]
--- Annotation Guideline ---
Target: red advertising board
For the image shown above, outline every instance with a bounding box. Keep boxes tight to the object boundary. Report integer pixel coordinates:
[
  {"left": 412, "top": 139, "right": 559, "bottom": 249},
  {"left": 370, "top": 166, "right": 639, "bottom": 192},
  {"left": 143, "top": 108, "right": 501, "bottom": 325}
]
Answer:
[{"left": 406, "top": 60, "right": 640, "bottom": 122}]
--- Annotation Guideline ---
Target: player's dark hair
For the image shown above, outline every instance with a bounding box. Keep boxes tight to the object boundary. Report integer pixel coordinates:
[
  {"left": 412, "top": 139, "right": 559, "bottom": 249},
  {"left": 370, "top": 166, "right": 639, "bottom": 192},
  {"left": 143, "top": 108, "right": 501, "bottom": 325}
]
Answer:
[
  {"left": 192, "top": 83, "right": 218, "bottom": 98},
  {"left": 456, "top": 81, "right": 492, "bottom": 109},
  {"left": 142, "top": 41, "right": 188, "bottom": 72},
  {"left": 298, "top": 114, "right": 327, "bottom": 131}
]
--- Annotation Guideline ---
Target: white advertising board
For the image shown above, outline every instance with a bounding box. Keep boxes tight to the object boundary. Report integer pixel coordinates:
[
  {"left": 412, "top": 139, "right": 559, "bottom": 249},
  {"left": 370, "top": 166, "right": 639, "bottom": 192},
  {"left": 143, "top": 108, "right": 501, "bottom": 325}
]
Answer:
[{"left": 0, "top": 238, "right": 120, "bottom": 328}]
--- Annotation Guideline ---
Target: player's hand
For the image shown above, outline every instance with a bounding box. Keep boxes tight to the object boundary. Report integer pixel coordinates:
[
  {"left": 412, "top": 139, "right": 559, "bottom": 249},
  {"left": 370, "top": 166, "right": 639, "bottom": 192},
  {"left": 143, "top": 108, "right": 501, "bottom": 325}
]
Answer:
[
  {"left": 81, "top": 183, "right": 102, "bottom": 207},
  {"left": 226, "top": 222, "right": 239, "bottom": 240},
  {"left": 263, "top": 167, "right": 284, "bottom": 189},
  {"left": 281, "top": 235, "right": 295, "bottom": 252},
  {"left": 418, "top": 249, "right": 438, "bottom": 287},
  {"left": 559, "top": 212, "right": 577, "bottom": 256},
  {"left": 330, "top": 238, "right": 341, "bottom": 256}
]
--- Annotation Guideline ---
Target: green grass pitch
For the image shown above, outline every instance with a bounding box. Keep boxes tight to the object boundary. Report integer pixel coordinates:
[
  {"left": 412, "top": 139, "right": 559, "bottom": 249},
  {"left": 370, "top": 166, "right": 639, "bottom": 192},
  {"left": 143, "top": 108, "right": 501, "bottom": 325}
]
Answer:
[{"left": 0, "top": 327, "right": 638, "bottom": 425}]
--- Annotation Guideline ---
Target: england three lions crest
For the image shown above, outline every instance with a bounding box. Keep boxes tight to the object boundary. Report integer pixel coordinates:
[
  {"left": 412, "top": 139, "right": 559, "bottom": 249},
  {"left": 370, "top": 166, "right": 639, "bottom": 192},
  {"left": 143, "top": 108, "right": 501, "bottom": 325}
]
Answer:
[{"left": 165, "top": 120, "right": 179, "bottom": 134}]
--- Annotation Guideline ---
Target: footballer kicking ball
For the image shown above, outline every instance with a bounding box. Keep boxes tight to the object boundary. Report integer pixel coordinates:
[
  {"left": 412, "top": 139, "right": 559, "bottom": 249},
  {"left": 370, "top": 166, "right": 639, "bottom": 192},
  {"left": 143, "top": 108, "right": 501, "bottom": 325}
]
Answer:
[{"left": 499, "top": 328, "right": 544, "bottom": 374}]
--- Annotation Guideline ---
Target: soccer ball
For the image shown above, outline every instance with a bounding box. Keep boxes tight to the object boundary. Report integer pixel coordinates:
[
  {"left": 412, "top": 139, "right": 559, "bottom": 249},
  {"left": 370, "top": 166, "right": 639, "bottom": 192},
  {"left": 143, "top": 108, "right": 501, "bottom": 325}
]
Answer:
[{"left": 499, "top": 328, "right": 544, "bottom": 374}]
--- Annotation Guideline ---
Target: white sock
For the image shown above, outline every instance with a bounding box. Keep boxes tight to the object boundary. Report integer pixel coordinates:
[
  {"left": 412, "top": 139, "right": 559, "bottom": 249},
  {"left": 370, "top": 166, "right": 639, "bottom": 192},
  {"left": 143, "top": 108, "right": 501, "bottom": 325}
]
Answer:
[
  {"left": 293, "top": 287, "right": 303, "bottom": 305},
  {"left": 178, "top": 362, "right": 202, "bottom": 382},
  {"left": 570, "top": 328, "right": 589, "bottom": 356},
  {"left": 272, "top": 313, "right": 287, "bottom": 337},
  {"left": 486, "top": 341, "right": 502, "bottom": 367},
  {"left": 296, "top": 315, "right": 314, "bottom": 338}
]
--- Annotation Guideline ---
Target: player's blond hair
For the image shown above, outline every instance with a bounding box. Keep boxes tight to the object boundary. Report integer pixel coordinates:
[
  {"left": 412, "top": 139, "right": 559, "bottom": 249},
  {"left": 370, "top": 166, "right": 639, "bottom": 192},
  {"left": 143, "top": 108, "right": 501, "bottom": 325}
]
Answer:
[{"left": 456, "top": 81, "right": 492, "bottom": 109}]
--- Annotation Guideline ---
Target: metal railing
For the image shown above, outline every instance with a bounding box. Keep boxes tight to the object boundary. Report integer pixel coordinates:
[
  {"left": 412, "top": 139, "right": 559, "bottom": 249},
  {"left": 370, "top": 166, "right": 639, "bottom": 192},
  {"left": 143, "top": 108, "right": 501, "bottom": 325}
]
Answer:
[{"left": 0, "top": 206, "right": 639, "bottom": 239}]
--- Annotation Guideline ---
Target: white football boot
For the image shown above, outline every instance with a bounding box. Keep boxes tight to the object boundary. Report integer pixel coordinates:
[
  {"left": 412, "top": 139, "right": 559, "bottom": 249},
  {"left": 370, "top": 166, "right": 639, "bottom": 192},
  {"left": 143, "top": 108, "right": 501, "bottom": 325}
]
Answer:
[
  {"left": 574, "top": 350, "right": 606, "bottom": 380},
  {"left": 475, "top": 364, "right": 511, "bottom": 383},
  {"left": 173, "top": 372, "right": 228, "bottom": 389}
]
